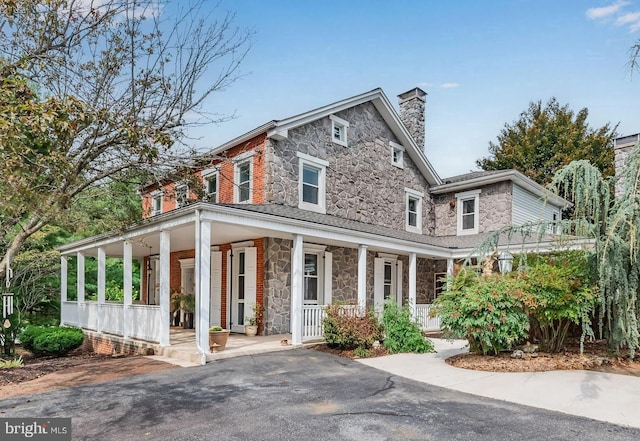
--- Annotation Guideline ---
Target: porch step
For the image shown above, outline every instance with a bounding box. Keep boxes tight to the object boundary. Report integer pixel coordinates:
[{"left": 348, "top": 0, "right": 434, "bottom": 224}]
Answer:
[{"left": 156, "top": 345, "right": 204, "bottom": 365}]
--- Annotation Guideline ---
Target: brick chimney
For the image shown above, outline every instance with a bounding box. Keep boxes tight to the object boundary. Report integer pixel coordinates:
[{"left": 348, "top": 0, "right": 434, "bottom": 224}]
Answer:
[{"left": 397, "top": 87, "right": 427, "bottom": 150}]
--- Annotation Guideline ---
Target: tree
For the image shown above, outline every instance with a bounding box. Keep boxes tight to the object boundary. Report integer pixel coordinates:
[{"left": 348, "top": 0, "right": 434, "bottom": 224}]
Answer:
[
  {"left": 476, "top": 98, "right": 618, "bottom": 185},
  {"left": 0, "top": 0, "right": 251, "bottom": 280}
]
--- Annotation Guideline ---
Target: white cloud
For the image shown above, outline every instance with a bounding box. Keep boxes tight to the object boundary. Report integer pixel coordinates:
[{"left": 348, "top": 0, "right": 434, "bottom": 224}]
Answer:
[
  {"left": 441, "top": 82, "right": 460, "bottom": 89},
  {"left": 586, "top": 1, "right": 629, "bottom": 20},
  {"left": 616, "top": 11, "right": 640, "bottom": 24}
]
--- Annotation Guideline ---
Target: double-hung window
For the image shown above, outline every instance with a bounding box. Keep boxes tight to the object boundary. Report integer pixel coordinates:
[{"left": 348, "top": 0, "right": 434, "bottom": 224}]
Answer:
[
  {"left": 234, "top": 151, "right": 254, "bottom": 204},
  {"left": 151, "top": 191, "right": 163, "bottom": 216},
  {"left": 405, "top": 188, "right": 423, "bottom": 233},
  {"left": 456, "top": 189, "right": 481, "bottom": 235},
  {"left": 202, "top": 169, "right": 218, "bottom": 203},
  {"left": 302, "top": 244, "right": 332, "bottom": 306},
  {"left": 297, "top": 152, "right": 328, "bottom": 214}
]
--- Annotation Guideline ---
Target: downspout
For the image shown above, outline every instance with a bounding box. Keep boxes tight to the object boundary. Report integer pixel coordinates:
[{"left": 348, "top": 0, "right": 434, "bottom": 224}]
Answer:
[{"left": 194, "top": 209, "right": 207, "bottom": 365}]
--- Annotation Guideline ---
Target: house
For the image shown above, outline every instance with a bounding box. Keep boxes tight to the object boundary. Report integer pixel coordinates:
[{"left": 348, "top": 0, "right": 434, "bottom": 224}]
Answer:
[{"left": 58, "top": 86, "right": 568, "bottom": 361}]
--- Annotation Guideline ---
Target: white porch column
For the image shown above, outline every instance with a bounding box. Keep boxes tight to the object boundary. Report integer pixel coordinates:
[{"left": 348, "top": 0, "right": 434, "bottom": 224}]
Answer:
[
  {"left": 77, "top": 251, "right": 85, "bottom": 304},
  {"left": 60, "top": 256, "right": 68, "bottom": 303},
  {"left": 357, "top": 245, "right": 368, "bottom": 310},
  {"left": 159, "top": 230, "right": 171, "bottom": 346},
  {"left": 446, "top": 257, "right": 454, "bottom": 290},
  {"left": 60, "top": 256, "right": 68, "bottom": 326},
  {"left": 196, "top": 219, "right": 211, "bottom": 355},
  {"left": 291, "top": 234, "right": 303, "bottom": 346},
  {"left": 123, "top": 241, "right": 133, "bottom": 339},
  {"left": 97, "top": 247, "right": 106, "bottom": 332},
  {"left": 408, "top": 252, "right": 417, "bottom": 317}
]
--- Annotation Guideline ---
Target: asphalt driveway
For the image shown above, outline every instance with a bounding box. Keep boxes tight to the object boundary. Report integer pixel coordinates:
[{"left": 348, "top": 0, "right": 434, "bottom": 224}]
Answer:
[{"left": 1, "top": 349, "right": 638, "bottom": 441}]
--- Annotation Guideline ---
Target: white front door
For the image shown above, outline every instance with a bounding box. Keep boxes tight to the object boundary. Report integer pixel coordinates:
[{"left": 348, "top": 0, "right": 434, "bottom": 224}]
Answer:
[
  {"left": 229, "top": 247, "right": 256, "bottom": 333},
  {"left": 374, "top": 257, "right": 403, "bottom": 312}
]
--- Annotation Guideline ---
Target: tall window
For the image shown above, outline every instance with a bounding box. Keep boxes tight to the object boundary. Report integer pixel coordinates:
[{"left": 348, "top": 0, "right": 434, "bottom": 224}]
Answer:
[
  {"left": 237, "top": 251, "right": 245, "bottom": 324},
  {"left": 235, "top": 160, "right": 252, "bottom": 203},
  {"left": 297, "top": 152, "right": 328, "bottom": 213},
  {"left": 303, "top": 253, "right": 319, "bottom": 304},
  {"left": 329, "top": 115, "right": 349, "bottom": 147},
  {"left": 405, "top": 188, "right": 423, "bottom": 233},
  {"left": 383, "top": 261, "right": 393, "bottom": 299},
  {"left": 456, "top": 189, "right": 480, "bottom": 235},
  {"left": 205, "top": 173, "right": 218, "bottom": 203},
  {"left": 175, "top": 185, "right": 188, "bottom": 208},
  {"left": 151, "top": 192, "right": 162, "bottom": 216}
]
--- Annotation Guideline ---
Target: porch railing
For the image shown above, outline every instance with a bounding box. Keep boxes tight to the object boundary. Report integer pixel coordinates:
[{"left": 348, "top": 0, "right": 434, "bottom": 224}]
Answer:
[
  {"left": 61, "top": 301, "right": 161, "bottom": 344},
  {"left": 415, "top": 304, "right": 440, "bottom": 331},
  {"left": 128, "top": 304, "right": 161, "bottom": 342},
  {"left": 302, "top": 304, "right": 362, "bottom": 342}
]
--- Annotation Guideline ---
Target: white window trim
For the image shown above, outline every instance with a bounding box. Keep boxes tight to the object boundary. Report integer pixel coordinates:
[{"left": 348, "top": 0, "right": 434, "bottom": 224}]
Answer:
[
  {"left": 405, "top": 188, "right": 424, "bottom": 234},
  {"left": 297, "top": 152, "right": 328, "bottom": 214},
  {"left": 151, "top": 190, "right": 163, "bottom": 216},
  {"left": 456, "top": 189, "right": 481, "bottom": 236},
  {"left": 202, "top": 168, "right": 219, "bottom": 203},
  {"left": 390, "top": 141, "right": 405, "bottom": 169},
  {"left": 234, "top": 152, "right": 254, "bottom": 204},
  {"left": 175, "top": 183, "right": 189, "bottom": 208},
  {"left": 329, "top": 114, "right": 349, "bottom": 147}
]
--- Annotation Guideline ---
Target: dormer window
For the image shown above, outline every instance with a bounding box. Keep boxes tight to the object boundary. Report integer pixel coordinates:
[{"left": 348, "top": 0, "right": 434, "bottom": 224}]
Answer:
[
  {"left": 390, "top": 142, "right": 404, "bottom": 168},
  {"left": 330, "top": 115, "right": 349, "bottom": 147}
]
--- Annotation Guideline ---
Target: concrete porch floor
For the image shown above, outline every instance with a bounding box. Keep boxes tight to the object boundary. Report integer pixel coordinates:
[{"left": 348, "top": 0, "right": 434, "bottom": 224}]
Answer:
[{"left": 154, "top": 328, "right": 295, "bottom": 365}]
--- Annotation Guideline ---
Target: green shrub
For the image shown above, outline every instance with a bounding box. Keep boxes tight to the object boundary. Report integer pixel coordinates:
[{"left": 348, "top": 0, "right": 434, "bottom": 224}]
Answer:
[
  {"left": 382, "top": 302, "right": 434, "bottom": 354},
  {"left": 323, "top": 305, "right": 382, "bottom": 350},
  {"left": 353, "top": 347, "right": 370, "bottom": 358},
  {"left": 435, "top": 269, "right": 530, "bottom": 355},
  {"left": 20, "top": 326, "right": 84, "bottom": 357},
  {"left": 19, "top": 326, "right": 49, "bottom": 353},
  {"left": 0, "top": 356, "right": 23, "bottom": 369}
]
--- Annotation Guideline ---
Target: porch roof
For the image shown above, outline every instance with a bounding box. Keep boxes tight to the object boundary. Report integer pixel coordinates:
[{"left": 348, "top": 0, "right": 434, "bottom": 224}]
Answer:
[{"left": 57, "top": 202, "right": 574, "bottom": 259}]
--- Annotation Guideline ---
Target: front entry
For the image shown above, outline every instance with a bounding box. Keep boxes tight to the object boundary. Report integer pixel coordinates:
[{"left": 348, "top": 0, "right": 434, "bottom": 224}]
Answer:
[{"left": 228, "top": 245, "right": 256, "bottom": 333}]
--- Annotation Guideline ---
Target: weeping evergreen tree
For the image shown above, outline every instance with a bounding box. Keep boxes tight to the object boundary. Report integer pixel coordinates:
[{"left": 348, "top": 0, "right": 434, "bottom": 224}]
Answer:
[{"left": 547, "top": 144, "right": 640, "bottom": 357}]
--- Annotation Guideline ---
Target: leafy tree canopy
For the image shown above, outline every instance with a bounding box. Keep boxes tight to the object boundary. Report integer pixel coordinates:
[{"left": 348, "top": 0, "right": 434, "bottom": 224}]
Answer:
[
  {"left": 0, "top": 0, "right": 251, "bottom": 279},
  {"left": 476, "top": 98, "right": 618, "bottom": 185}
]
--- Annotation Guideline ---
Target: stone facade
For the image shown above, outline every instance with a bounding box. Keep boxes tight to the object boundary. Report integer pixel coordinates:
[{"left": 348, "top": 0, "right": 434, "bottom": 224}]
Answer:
[
  {"left": 263, "top": 237, "right": 292, "bottom": 336},
  {"left": 264, "top": 101, "right": 435, "bottom": 235},
  {"left": 433, "top": 182, "right": 512, "bottom": 236},
  {"left": 615, "top": 145, "right": 632, "bottom": 198},
  {"left": 398, "top": 88, "right": 427, "bottom": 149},
  {"left": 326, "top": 245, "right": 358, "bottom": 304}
]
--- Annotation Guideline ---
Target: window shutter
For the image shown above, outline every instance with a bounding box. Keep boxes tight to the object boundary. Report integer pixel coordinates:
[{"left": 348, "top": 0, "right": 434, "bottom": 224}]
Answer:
[
  {"left": 374, "top": 258, "right": 385, "bottom": 311},
  {"left": 396, "top": 260, "right": 403, "bottom": 307},
  {"left": 324, "top": 251, "right": 332, "bottom": 305},
  {"left": 210, "top": 251, "right": 222, "bottom": 326},
  {"left": 244, "top": 247, "right": 257, "bottom": 310}
]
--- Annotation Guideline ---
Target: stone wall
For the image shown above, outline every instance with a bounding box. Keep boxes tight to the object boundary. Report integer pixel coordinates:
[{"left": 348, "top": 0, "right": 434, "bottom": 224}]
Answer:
[
  {"left": 326, "top": 245, "right": 358, "bottom": 303},
  {"left": 264, "top": 101, "right": 435, "bottom": 234},
  {"left": 434, "top": 181, "right": 512, "bottom": 236},
  {"left": 263, "top": 237, "right": 292, "bottom": 335}
]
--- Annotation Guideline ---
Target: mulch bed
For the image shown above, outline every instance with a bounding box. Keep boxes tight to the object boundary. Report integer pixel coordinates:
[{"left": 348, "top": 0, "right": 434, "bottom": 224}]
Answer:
[
  {"left": 307, "top": 343, "right": 389, "bottom": 359},
  {"left": 447, "top": 339, "right": 640, "bottom": 376},
  {"left": 0, "top": 349, "right": 114, "bottom": 387}
]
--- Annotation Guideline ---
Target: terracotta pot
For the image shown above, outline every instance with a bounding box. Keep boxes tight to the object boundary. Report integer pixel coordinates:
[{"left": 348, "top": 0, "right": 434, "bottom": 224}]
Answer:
[{"left": 209, "top": 330, "right": 230, "bottom": 351}]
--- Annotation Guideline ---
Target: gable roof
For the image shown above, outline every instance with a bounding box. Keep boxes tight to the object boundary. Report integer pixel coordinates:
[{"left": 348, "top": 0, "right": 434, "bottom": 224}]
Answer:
[
  {"left": 203, "top": 88, "right": 441, "bottom": 186},
  {"left": 431, "top": 169, "right": 570, "bottom": 208}
]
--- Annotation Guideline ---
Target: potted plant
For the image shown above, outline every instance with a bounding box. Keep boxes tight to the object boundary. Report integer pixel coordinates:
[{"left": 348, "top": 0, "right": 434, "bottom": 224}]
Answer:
[
  {"left": 244, "top": 302, "right": 263, "bottom": 337},
  {"left": 208, "top": 326, "right": 230, "bottom": 351},
  {"left": 170, "top": 290, "right": 182, "bottom": 327},
  {"left": 181, "top": 293, "right": 196, "bottom": 329}
]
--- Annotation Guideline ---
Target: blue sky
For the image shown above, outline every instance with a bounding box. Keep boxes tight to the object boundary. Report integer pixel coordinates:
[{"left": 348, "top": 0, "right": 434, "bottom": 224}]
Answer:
[{"left": 184, "top": 0, "right": 640, "bottom": 179}]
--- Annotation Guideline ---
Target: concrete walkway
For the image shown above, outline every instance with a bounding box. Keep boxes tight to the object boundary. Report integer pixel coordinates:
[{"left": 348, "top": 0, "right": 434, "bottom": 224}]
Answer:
[{"left": 358, "top": 338, "right": 640, "bottom": 429}]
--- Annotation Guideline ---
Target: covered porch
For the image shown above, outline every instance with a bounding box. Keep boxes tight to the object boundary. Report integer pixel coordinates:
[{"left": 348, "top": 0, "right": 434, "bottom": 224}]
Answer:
[{"left": 59, "top": 203, "right": 454, "bottom": 363}]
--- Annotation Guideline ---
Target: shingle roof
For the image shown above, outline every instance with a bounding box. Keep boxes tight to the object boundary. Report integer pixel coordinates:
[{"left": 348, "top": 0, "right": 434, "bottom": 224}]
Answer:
[{"left": 441, "top": 169, "right": 510, "bottom": 184}]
